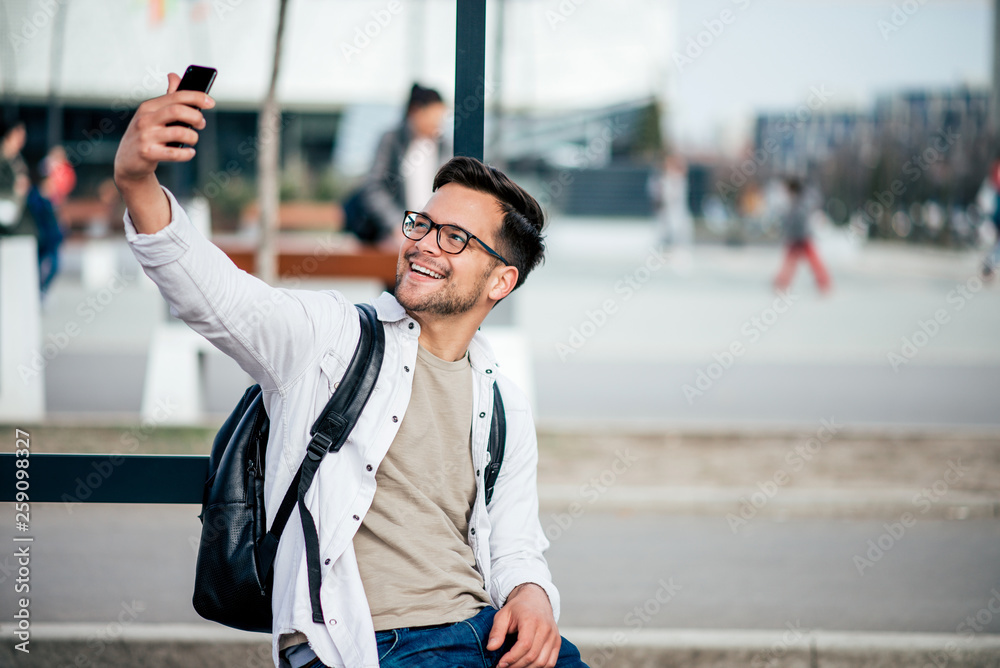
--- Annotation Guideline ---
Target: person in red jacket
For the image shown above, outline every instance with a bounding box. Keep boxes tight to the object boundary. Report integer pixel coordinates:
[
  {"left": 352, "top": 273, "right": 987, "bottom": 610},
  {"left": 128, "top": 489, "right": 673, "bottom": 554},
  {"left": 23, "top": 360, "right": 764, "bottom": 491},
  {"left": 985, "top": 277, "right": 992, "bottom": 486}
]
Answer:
[
  {"left": 42, "top": 145, "right": 76, "bottom": 208},
  {"left": 773, "top": 177, "right": 831, "bottom": 294}
]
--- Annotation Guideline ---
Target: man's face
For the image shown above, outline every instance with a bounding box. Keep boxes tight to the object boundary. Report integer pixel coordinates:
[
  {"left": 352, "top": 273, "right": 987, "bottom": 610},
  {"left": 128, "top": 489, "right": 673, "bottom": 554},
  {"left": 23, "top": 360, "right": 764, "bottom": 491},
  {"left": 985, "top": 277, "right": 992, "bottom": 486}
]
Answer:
[{"left": 395, "top": 183, "right": 508, "bottom": 317}]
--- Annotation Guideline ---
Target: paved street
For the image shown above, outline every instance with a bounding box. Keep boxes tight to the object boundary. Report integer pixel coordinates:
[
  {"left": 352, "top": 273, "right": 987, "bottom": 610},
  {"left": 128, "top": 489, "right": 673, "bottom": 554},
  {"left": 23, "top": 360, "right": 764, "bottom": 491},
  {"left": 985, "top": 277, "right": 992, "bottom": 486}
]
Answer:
[
  {"left": 1, "top": 504, "right": 997, "bottom": 634},
  {"left": 30, "top": 219, "right": 1000, "bottom": 427}
]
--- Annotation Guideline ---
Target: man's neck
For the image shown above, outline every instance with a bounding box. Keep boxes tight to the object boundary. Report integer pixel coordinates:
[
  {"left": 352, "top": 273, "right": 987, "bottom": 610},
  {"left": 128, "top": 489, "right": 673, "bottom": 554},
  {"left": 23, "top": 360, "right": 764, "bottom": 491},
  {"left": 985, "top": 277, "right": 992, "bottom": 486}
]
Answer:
[{"left": 411, "top": 312, "right": 483, "bottom": 362}]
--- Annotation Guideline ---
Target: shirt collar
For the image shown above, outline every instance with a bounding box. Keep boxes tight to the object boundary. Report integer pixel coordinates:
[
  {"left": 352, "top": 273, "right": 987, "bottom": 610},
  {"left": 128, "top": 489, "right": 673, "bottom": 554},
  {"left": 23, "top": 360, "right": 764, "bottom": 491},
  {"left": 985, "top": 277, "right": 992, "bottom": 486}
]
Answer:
[{"left": 371, "top": 292, "right": 500, "bottom": 375}]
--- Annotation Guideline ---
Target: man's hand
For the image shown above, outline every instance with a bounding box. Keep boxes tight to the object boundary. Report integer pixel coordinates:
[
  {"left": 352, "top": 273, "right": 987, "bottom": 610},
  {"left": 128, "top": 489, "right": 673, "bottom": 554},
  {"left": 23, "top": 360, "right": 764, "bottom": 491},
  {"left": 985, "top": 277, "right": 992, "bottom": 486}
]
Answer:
[
  {"left": 487, "top": 583, "right": 561, "bottom": 668},
  {"left": 113, "top": 72, "right": 215, "bottom": 234}
]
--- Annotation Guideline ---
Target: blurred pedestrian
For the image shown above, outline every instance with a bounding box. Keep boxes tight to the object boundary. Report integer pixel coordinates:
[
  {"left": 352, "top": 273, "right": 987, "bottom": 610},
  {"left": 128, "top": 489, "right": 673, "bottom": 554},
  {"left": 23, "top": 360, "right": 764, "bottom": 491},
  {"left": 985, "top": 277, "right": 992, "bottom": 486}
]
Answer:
[
  {"left": 26, "top": 163, "right": 64, "bottom": 298},
  {"left": 0, "top": 119, "right": 36, "bottom": 237},
  {"left": 982, "top": 155, "right": 1000, "bottom": 279},
  {"left": 344, "top": 83, "right": 450, "bottom": 248},
  {"left": 773, "top": 177, "right": 831, "bottom": 294},
  {"left": 42, "top": 145, "right": 77, "bottom": 208},
  {"left": 650, "top": 154, "right": 694, "bottom": 269}
]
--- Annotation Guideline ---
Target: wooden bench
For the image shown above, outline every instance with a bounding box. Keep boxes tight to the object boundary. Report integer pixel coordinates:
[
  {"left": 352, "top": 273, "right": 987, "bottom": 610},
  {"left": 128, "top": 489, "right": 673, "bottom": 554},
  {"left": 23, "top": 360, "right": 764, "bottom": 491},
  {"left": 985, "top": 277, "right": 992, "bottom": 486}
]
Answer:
[
  {"left": 240, "top": 201, "right": 344, "bottom": 232},
  {"left": 60, "top": 197, "right": 116, "bottom": 236},
  {"left": 212, "top": 235, "right": 398, "bottom": 291}
]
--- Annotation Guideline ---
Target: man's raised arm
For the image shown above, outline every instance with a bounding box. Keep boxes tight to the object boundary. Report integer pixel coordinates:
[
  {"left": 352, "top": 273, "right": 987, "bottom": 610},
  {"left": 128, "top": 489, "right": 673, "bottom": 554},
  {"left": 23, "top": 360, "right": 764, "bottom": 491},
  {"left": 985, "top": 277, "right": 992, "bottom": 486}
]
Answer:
[
  {"left": 113, "top": 72, "right": 215, "bottom": 233},
  {"left": 110, "top": 73, "right": 357, "bottom": 393}
]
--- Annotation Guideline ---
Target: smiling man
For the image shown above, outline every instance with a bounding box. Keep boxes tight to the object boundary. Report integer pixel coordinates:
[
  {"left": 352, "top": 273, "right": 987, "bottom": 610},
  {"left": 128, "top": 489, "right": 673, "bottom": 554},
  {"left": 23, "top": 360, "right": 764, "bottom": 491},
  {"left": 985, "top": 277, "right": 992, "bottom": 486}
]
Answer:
[{"left": 114, "top": 73, "right": 587, "bottom": 668}]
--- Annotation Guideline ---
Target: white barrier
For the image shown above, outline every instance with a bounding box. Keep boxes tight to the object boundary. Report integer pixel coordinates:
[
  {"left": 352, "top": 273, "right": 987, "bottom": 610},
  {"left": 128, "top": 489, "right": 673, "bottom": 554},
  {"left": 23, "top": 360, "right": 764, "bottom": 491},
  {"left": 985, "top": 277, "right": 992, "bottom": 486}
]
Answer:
[{"left": 0, "top": 236, "right": 45, "bottom": 421}]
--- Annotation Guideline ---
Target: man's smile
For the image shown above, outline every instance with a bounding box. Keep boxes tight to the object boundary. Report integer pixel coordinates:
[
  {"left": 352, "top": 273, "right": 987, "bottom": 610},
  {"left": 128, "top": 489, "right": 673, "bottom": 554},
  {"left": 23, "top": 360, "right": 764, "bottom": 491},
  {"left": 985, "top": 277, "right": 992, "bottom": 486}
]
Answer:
[{"left": 407, "top": 258, "right": 446, "bottom": 280}]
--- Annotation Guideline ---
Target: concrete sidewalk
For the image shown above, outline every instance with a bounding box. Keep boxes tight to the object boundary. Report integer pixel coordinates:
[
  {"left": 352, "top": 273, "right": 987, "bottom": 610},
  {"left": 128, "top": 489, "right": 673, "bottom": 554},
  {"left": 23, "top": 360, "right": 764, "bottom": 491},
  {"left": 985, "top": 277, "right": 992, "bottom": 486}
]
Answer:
[{"left": 2, "top": 623, "right": 999, "bottom": 667}]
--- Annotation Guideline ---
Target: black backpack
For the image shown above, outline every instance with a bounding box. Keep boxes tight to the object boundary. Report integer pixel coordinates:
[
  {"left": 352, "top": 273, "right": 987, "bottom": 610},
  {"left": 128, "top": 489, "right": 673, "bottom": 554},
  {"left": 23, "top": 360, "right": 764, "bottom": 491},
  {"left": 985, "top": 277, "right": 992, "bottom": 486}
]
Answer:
[
  {"left": 342, "top": 187, "right": 387, "bottom": 244},
  {"left": 192, "top": 303, "right": 508, "bottom": 633}
]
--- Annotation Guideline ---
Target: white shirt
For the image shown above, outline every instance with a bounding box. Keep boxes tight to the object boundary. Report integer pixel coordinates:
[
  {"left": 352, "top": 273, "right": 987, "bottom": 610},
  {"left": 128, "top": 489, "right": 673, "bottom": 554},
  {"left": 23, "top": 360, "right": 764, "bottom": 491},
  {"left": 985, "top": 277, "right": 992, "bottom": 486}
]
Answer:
[
  {"left": 124, "top": 188, "right": 559, "bottom": 668},
  {"left": 401, "top": 136, "right": 438, "bottom": 211}
]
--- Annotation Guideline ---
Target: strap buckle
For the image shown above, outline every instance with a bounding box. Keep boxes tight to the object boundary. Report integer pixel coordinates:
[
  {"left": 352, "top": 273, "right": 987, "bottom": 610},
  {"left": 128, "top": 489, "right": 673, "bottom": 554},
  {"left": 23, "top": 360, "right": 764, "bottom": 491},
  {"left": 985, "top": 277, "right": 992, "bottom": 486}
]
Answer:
[{"left": 306, "top": 432, "right": 333, "bottom": 461}]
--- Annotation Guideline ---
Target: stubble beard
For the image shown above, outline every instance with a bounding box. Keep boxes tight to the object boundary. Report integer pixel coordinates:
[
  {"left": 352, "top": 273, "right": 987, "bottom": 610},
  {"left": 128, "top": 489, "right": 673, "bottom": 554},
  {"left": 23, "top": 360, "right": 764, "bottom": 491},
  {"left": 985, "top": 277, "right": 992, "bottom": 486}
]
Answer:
[{"left": 395, "top": 255, "right": 492, "bottom": 316}]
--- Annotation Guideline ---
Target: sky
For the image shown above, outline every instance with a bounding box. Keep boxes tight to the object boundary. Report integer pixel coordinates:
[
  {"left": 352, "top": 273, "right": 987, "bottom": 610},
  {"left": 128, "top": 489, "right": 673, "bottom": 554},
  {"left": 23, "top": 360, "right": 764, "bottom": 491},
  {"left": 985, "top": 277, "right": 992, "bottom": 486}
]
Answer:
[
  {"left": 669, "top": 0, "right": 991, "bottom": 150},
  {"left": 0, "top": 0, "right": 991, "bottom": 152}
]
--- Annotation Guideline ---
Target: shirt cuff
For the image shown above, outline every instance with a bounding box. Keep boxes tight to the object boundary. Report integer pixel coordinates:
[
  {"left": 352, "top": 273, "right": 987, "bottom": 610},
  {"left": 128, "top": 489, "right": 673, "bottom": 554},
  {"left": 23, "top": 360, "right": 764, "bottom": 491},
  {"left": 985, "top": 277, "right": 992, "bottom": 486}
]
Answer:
[
  {"left": 123, "top": 186, "right": 195, "bottom": 267},
  {"left": 493, "top": 569, "right": 561, "bottom": 622}
]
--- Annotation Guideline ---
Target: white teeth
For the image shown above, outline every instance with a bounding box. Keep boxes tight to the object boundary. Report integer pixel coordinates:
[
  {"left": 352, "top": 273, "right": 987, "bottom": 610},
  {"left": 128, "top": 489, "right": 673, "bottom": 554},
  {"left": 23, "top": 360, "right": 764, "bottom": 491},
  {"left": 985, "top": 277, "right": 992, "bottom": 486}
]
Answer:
[{"left": 411, "top": 263, "right": 444, "bottom": 279}]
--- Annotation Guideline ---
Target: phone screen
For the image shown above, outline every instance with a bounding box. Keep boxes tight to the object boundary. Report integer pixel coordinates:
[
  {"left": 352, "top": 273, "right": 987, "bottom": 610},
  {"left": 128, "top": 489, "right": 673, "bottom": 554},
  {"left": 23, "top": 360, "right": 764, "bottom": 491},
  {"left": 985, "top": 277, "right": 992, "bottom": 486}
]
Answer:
[{"left": 167, "top": 65, "right": 217, "bottom": 148}]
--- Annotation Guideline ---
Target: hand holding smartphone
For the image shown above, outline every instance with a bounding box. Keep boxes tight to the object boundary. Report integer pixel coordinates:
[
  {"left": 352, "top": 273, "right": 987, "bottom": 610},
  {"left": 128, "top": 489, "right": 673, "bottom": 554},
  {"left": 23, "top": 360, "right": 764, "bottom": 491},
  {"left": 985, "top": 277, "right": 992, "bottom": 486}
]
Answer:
[{"left": 167, "top": 65, "right": 217, "bottom": 148}]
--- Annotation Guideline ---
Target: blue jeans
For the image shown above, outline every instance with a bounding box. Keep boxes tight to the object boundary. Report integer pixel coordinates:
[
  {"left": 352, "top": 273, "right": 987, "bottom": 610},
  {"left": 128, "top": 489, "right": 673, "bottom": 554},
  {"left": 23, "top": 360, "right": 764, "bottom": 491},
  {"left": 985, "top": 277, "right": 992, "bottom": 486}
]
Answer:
[
  {"left": 283, "top": 606, "right": 589, "bottom": 667},
  {"left": 375, "top": 606, "right": 587, "bottom": 667}
]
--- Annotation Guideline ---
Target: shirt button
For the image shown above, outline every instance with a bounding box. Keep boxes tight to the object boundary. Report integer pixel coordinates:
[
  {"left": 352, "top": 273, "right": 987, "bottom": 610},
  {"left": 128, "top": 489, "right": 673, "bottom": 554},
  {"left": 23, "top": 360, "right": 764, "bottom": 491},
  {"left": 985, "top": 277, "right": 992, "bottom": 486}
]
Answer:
[
  {"left": 353, "top": 514, "right": 360, "bottom": 521},
  {"left": 479, "top": 412, "right": 486, "bottom": 418},
  {"left": 329, "top": 619, "right": 337, "bottom": 626},
  {"left": 408, "top": 322, "right": 414, "bottom": 330},
  {"left": 366, "top": 464, "right": 373, "bottom": 471},
  {"left": 324, "top": 558, "right": 331, "bottom": 565},
  {"left": 392, "top": 416, "right": 399, "bottom": 423},
  {"left": 470, "top": 528, "right": 476, "bottom": 535},
  {"left": 486, "top": 369, "right": 492, "bottom": 374},
  {"left": 476, "top": 469, "right": 481, "bottom": 476},
  {"left": 404, "top": 366, "right": 410, "bottom": 372}
]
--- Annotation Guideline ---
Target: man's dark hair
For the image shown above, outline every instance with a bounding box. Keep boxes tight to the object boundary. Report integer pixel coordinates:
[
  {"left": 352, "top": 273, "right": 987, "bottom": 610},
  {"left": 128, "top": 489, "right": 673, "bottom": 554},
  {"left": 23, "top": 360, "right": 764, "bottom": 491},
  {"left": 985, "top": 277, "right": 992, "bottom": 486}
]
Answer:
[
  {"left": 433, "top": 156, "right": 545, "bottom": 291},
  {"left": 406, "top": 83, "right": 443, "bottom": 116}
]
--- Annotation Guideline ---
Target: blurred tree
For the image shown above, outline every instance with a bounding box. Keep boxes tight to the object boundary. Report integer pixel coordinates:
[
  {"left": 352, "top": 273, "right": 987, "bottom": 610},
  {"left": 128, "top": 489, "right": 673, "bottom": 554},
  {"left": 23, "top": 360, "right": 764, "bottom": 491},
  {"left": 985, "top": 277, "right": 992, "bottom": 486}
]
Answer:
[{"left": 256, "top": 0, "right": 289, "bottom": 284}]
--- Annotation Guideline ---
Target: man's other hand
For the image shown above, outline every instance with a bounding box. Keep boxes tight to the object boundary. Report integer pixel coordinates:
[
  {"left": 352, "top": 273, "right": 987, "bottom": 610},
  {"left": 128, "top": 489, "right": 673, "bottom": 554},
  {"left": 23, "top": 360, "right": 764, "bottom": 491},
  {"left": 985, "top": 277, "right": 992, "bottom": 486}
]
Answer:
[{"left": 487, "top": 583, "right": 561, "bottom": 668}]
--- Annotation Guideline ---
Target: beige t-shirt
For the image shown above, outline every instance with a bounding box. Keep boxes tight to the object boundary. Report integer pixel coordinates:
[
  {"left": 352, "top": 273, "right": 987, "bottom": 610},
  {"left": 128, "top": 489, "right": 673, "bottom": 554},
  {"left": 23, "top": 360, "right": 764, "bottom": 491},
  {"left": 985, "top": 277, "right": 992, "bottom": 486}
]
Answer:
[{"left": 352, "top": 344, "right": 490, "bottom": 631}]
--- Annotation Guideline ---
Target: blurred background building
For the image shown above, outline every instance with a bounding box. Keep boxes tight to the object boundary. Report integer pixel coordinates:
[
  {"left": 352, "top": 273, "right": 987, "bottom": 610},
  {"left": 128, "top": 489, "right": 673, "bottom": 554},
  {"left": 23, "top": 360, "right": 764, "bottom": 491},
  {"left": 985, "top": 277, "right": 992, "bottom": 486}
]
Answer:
[{"left": 3, "top": 0, "right": 990, "bottom": 244}]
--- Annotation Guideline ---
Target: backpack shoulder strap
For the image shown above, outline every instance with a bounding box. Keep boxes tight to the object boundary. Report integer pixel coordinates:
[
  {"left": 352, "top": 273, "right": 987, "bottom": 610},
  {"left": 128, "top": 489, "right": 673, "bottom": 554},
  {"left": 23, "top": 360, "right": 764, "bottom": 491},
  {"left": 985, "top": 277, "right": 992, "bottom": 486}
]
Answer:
[
  {"left": 257, "top": 303, "right": 385, "bottom": 620},
  {"left": 484, "top": 381, "right": 506, "bottom": 506}
]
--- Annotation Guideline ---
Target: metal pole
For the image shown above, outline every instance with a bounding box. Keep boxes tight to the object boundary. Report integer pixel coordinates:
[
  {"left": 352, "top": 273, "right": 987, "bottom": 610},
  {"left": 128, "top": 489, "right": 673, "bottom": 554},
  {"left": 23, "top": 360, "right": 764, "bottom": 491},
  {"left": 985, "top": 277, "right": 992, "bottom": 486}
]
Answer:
[{"left": 454, "top": 0, "right": 487, "bottom": 160}]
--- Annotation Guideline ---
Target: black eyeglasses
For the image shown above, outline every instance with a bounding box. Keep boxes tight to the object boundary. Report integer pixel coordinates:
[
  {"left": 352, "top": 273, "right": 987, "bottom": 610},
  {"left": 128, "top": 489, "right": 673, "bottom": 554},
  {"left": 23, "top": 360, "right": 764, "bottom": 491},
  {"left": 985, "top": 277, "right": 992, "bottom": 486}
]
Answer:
[{"left": 402, "top": 211, "right": 510, "bottom": 266}]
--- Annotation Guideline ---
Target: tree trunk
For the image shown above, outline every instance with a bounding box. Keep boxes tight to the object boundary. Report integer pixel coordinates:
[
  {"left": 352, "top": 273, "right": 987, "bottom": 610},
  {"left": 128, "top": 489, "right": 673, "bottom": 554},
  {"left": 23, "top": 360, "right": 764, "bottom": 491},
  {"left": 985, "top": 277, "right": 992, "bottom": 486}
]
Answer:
[{"left": 256, "top": 0, "right": 289, "bottom": 284}]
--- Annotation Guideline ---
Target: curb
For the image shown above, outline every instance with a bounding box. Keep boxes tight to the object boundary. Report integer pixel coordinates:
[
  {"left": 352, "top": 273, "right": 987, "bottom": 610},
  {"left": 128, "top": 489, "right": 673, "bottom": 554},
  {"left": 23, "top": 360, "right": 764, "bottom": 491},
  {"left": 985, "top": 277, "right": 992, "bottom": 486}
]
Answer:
[
  {"left": 1, "top": 624, "right": 998, "bottom": 667},
  {"left": 537, "top": 484, "right": 1000, "bottom": 520}
]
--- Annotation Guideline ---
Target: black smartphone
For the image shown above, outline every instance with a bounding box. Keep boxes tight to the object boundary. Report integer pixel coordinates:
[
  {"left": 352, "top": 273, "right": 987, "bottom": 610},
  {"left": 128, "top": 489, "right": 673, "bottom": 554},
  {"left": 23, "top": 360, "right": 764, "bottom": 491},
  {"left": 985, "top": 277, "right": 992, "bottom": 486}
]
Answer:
[{"left": 167, "top": 65, "right": 217, "bottom": 148}]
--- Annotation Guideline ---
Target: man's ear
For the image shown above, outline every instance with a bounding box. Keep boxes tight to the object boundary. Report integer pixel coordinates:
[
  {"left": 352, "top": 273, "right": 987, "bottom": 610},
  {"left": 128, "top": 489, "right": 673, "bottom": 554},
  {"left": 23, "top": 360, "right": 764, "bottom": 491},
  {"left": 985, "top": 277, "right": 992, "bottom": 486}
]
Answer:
[{"left": 487, "top": 265, "right": 519, "bottom": 302}]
